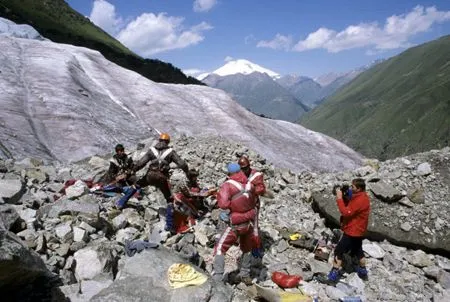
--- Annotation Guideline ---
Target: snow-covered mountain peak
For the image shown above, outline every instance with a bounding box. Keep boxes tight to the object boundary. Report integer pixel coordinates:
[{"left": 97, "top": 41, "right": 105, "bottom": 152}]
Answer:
[{"left": 198, "top": 59, "right": 280, "bottom": 80}]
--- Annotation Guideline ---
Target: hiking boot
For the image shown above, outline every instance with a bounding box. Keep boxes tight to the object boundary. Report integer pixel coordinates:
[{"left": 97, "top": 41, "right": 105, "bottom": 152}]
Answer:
[
  {"left": 327, "top": 267, "right": 342, "bottom": 283},
  {"left": 356, "top": 266, "right": 368, "bottom": 280}
]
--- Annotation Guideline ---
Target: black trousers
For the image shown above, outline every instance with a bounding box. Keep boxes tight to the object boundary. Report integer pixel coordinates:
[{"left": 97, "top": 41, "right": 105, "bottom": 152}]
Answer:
[{"left": 334, "top": 233, "right": 364, "bottom": 260}]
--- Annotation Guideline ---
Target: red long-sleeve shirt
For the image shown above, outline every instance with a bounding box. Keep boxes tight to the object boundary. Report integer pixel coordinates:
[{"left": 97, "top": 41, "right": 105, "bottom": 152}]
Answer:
[{"left": 337, "top": 191, "right": 370, "bottom": 237}]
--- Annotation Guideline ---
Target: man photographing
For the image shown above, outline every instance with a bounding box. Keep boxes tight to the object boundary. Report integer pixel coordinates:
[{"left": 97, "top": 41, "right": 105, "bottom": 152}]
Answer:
[{"left": 328, "top": 178, "right": 371, "bottom": 282}]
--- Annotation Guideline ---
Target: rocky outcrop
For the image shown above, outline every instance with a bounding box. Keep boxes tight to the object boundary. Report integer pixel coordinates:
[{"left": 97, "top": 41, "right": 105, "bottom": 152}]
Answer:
[
  {"left": 0, "top": 139, "right": 449, "bottom": 301},
  {"left": 311, "top": 148, "right": 450, "bottom": 257}
]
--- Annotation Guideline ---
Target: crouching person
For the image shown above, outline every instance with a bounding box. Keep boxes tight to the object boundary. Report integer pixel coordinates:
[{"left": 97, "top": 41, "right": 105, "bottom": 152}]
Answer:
[
  {"left": 212, "top": 163, "right": 257, "bottom": 286},
  {"left": 328, "top": 178, "right": 371, "bottom": 282}
]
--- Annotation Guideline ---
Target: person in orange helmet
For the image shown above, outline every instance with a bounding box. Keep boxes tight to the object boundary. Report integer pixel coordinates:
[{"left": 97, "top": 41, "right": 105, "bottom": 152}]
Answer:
[{"left": 116, "top": 133, "right": 193, "bottom": 212}]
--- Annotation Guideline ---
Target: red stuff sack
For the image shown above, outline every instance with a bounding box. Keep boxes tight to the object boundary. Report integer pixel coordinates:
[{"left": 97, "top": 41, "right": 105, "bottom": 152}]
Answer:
[{"left": 271, "top": 271, "right": 302, "bottom": 288}]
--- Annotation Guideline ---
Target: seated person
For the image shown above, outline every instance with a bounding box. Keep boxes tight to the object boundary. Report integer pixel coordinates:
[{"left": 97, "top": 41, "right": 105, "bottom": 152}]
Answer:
[{"left": 166, "top": 169, "right": 217, "bottom": 234}]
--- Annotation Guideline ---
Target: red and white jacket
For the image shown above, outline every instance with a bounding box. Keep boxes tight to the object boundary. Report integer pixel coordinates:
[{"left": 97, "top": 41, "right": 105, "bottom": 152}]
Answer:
[{"left": 217, "top": 171, "right": 257, "bottom": 225}]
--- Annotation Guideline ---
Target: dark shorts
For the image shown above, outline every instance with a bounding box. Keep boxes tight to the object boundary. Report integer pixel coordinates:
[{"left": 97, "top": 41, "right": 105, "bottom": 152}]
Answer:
[{"left": 334, "top": 233, "right": 364, "bottom": 260}]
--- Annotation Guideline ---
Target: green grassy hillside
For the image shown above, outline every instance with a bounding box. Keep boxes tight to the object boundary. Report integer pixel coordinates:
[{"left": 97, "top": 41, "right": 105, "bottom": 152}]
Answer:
[
  {"left": 0, "top": 0, "right": 203, "bottom": 85},
  {"left": 300, "top": 35, "right": 450, "bottom": 160}
]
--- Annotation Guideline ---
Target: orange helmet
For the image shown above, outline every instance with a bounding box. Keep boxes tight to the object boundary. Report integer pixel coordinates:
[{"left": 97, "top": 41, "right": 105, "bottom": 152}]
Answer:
[
  {"left": 238, "top": 156, "right": 250, "bottom": 168},
  {"left": 159, "top": 132, "right": 170, "bottom": 142}
]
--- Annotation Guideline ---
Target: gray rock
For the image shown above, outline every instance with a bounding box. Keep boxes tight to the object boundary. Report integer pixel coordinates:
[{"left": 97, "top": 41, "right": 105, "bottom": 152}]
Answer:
[
  {"left": 369, "top": 180, "right": 403, "bottom": 203},
  {"left": 0, "top": 230, "right": 54, "bottom": 291},
  {"left": 91, "top": 248, "right": 232, "bottom": 302},
  {"left": 438, "top": 270, "right": 450, "bottom": 289},
  {"left": 0, "top": 204, "right": 24, "bottom": 232},
  {"left": 0, "top": 178, "right": 25, "bottom": 204},
  {"left": 112, "top": 214, "right": 127, "bottom": 230},
  {"left": 73, "top": 243, "right": 118, "bottom": 281},
  {"left": 38, "top": 199, "right": 99, "bottom": 219},
  {"left": 65, "top": 180, "right": 89, "bottom": 199},
  {"left": 401, "top": 222, "right": 412, "bottom": 232},
  {"left": 362, "top": 241, "right": 385, "bottom": 259},
  {"left": 55, "top": 223, "right": 73, "bottom": 242},
  {"left": 423, "top": 266, "right": 440, "bottom": 280},
  {"left": 406, "top": 250, "right": 434, "bottom": 268},
  {"left": 25, "top": 168, "right": 49, "bottom": 183},
  {"left": 417, "top": 162, "right": 432, "bottom": 176},
  {"left": 73, "top": 227, "right": 89, "bottom": 242},
  {"left": 59, "top": 279, "right": 113, "bottom": 302}
]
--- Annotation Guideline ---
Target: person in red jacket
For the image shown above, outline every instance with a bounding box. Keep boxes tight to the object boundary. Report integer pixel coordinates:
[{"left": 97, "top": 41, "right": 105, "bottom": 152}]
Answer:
[
  {"left": 212, "top": 163, "right": 257, "bottom": 285},
  {"left": 328, "top": 178, "right": 371, "bottom": 282},
  {"left": 238, "top": 156, "right": 266, "bottom": 256}
]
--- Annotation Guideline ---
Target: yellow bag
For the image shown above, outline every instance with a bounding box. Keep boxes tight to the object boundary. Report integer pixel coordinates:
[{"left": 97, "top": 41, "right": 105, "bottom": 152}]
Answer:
[{"left": 167, "top": 263, "right": 207, "bottom": 288}]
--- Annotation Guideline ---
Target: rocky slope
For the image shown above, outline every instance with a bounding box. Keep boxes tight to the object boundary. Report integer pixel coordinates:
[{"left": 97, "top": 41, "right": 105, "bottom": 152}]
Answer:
[{"left": 1, "top": 136, "right": 449, "bottom": 301}]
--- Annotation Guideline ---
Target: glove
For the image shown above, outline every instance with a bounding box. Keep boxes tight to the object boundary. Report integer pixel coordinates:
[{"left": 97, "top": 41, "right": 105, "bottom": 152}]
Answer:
[{"left": 219, "top": 211, "right": 230, "bottom": 223}]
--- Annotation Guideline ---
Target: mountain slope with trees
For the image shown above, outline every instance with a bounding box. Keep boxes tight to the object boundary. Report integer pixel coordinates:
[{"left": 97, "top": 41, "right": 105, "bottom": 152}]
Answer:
[
  {"left": 0, "top": 0, "right": 203, "bottom": 85},
  {"left": 301, "top": 35, "right": 450, "bottom": 160}
]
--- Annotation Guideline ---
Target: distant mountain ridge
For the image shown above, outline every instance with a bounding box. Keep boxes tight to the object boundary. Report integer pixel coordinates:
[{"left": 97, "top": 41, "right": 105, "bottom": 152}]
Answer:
[
  {"left": 300, "top": 35, "right": 450, "bottom": 160},
  {"left": 0, "top": 0, "right": 203, "bottom": 85},
  {"left": 201, "top": 58, "right": 384, "bottom": 121},
  {"left": 202, "top": 72, "right": 308, "bottom": 121}
]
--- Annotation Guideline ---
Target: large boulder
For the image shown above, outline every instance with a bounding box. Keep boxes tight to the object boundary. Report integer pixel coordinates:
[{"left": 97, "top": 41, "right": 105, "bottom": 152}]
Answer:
[
  {"left": 38, "top": 199, "right": 99, "bottom": 219},
  {"left": 0, "top": 204, "right": 24, "bottom": 232},
  {"left": 312, "top": 193, "right": 450, "bottom": 256},
  {"left": 0, "top": 177, "right": 25, "bottom": 204},
  {"left": 0, "top": 230, "right": 60, "bottom": 298},
  {"left": 90, "top": 247, "right": 232, "bottom": 302}
]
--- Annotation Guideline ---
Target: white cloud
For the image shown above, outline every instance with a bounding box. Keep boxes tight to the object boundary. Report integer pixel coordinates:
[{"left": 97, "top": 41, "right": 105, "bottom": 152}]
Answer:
[
  {"left": 224, "top": 56, "right": 234, "bottom": 62},
  {"left": 89, "top": 0, "right": 123, "bottom": 35},
  {"left": 183, "top": 68, "right": 204, "bottom": 76},
  {"left": 117, "top": 14, "right": 212, "bottom": 56},
  {"left": 257, "top": 34, "right": 293, "bottom": 51},
  {"left": 259, "top": 6, "right": 450, "bottom": 53},
  {"left": 88, "top": 1, "right": 212, "bottom": 56},
  {"left": 193, "top": 0, "right": 217, "bottom": 12}
]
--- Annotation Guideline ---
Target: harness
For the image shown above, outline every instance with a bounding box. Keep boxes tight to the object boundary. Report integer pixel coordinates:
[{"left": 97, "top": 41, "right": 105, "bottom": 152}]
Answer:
[
  {"left": 226, "top": 179, "right": 252, "bottom": 200},
  {"left": 225, "top": 179, "right": 254, "bottom": 227},
  {"left": 149, "top": 147, "right": 172, "bottom": 171}
]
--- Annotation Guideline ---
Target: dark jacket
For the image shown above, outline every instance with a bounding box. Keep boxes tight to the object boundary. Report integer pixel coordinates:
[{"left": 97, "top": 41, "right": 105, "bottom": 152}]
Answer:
[
  {"left": 133, "top": 141, "right": 189, "bottom": 177},
  {"left": 100, "top": 153, "right": 134, "bottom": 184}
]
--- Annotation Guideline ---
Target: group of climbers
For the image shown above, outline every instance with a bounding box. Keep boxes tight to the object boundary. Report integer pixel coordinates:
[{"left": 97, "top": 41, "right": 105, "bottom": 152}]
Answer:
[{"left": 99, "top": 133, "right": 371, "bottom": 286}]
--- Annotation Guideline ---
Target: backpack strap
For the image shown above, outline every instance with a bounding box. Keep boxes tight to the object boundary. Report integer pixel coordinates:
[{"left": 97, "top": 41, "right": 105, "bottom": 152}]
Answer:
[
  {"left": 226, "top": 179, "right": 251, "bottom": 200},
  {"left": 248, "top": 171, "right": 262, "bottom": 182},
  {"left": 149, "top": 147, "right": 173, "bottom": 168}
]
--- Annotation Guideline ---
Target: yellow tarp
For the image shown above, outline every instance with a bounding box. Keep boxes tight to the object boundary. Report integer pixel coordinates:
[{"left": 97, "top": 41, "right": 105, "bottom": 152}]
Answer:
[{"left": 167, "top": 263, "right": 208, "bottom": 288}]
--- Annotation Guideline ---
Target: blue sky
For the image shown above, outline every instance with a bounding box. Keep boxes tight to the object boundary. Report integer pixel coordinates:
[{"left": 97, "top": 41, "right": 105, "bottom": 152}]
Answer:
[{"left": 67, "top": 0, "right": 450, "bottom": 78}]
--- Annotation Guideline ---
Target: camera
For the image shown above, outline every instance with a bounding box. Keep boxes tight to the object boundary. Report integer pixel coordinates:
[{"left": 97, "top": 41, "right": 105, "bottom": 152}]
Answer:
[{"left": 332, "top": 184, "right": 352, "bottom": 204}]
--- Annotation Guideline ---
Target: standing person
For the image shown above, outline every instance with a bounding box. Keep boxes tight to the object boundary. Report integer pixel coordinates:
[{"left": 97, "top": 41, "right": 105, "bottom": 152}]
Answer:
[
  {"left": 115, "top": 133, "right": 193, "bottom": 209},
  {"left": 328, "top": 178, "right": 371, "bottom": 282},
  {"left": 238, "top": 156, "right": 266, "bottom": 257},
  {"left": 212, "top": 163, "right": 257, "bottom": 285},
  {"left": 100, "top": 143, "right": 136, "bottom": 188}
]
